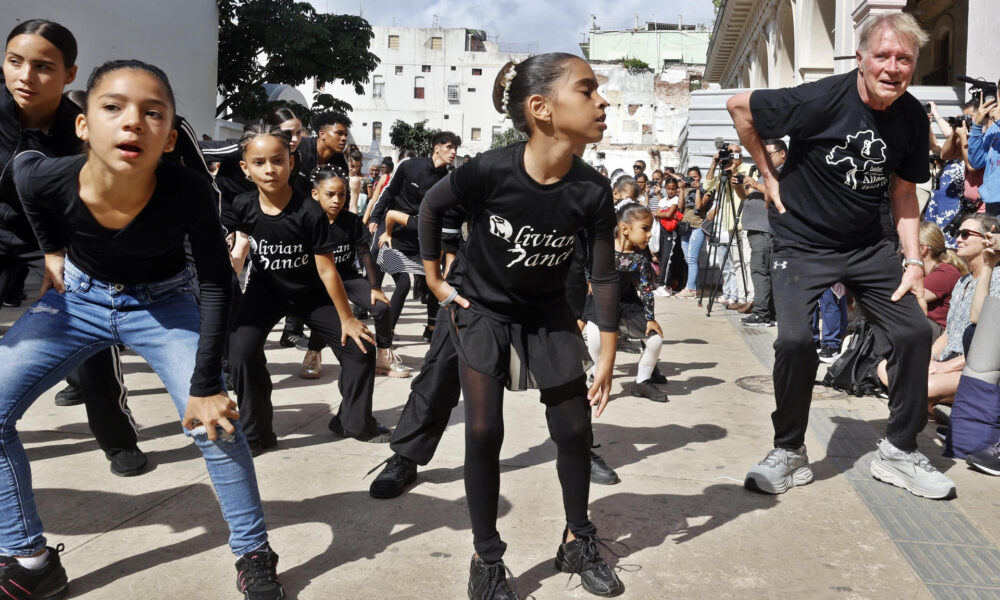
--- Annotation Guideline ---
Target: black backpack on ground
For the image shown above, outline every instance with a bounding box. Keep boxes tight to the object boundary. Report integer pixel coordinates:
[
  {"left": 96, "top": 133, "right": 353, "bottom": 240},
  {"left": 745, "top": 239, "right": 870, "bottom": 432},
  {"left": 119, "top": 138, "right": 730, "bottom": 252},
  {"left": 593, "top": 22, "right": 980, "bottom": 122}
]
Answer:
[{"left": 822, "top": 319, "right": 887, "bottom": 397}]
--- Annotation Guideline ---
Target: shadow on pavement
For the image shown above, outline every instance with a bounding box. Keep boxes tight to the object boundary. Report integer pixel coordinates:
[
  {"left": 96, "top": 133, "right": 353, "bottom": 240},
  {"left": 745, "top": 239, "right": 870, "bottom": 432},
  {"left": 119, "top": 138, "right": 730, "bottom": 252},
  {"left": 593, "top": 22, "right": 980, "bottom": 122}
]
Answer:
[
  {"left": 514, "top": 484, "right": 779, "bottom": 597},
  {"left": 37, "top": 484, "right": 511, "bottom": 598}
]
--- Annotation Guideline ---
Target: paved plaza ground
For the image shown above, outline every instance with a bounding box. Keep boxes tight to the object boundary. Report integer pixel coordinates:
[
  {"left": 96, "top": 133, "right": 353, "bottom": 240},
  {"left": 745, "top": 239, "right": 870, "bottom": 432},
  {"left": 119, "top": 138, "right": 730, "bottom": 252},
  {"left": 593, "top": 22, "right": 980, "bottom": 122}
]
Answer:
[{"left": 3, "top": 282, "right": 1000, "bottom": 599}]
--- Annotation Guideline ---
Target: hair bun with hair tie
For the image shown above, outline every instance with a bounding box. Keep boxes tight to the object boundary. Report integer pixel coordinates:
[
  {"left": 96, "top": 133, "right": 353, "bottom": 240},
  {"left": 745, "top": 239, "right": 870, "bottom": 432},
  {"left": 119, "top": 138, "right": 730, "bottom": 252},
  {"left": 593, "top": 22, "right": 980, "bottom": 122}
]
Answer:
[{"left": 500, "top": 64, "right": 518, "bottom": 119}]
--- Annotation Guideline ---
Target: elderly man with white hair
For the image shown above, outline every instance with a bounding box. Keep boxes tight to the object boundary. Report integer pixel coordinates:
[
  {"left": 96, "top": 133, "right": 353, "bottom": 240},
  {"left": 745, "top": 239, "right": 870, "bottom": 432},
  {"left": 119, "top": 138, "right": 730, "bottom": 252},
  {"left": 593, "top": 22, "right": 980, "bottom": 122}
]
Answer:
[{"left": 727, "top": 13, "right": 957, "bottom": 499}]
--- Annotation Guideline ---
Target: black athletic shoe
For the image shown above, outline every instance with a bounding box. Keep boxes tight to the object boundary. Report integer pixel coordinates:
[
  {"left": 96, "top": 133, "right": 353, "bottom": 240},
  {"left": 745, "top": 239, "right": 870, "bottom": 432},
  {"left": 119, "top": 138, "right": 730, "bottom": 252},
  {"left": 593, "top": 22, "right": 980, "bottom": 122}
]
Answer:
[
  {"left": 590, "top": 452, "right": 620, "bottom": 485},
  {"left": 53, "top": 384, "right": 84, "bottom": 407},
  {"left": 555, "top": 533, "right": 624, "bottom": 597},
  {"left": 0, "top": 543, "right": 69, "bottom": 600},
  {"left": 648, "top": 366, "right": 668, "bottom": 385},
  {"left": 328, "top": 414, "right": 392, "bottom": 443},
  {"left": 632, "top": 380, "right": 668, "bottom": 402},
  {"left": 248, "top": 437, "right": 278, "bottom": 458},
  {"left": 105, "top": 448, "right": 148, "bottom": 477},
  {"left": 741, "top": 314, "right": 774, "bottom": 328},
  {"left": 369, "top": 454, "right": 418, "bottom": 498},
  {"left": 966, "top": 440, "right": 1000, "bottom": 476},
  {"left": 818, "top": 346, "right": 840, "bottom": 363},
  {"left": 467, "top": 554, "right": 518, "bottom": 599},
  {"left": 235, "top": 545, "right": 284, "bottom": 600},
  {"left": 278, "top": 332, "right": 307, "bottom": 349},
  {"left": 422, "top": 326, "right": 434, "bottom": 342}
]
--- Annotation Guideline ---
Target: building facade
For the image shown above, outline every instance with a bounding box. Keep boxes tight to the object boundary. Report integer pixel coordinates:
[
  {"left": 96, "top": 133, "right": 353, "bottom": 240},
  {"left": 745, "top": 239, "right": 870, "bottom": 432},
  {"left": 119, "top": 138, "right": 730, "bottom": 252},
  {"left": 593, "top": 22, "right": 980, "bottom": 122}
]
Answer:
[
  {"left": 306, "top": 27, "right": 530, "bottom": 157},
  {"left": 580, "top": 22, "right": 711, "bottom": 175}
]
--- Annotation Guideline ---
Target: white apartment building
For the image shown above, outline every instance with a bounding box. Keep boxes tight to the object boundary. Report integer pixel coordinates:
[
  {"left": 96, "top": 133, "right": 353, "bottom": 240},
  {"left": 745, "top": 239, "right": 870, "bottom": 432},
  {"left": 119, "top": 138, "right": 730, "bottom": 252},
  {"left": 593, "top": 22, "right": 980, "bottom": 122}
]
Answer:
[{"left": 305, "top": 27, "right": 531, "bottom": 157}]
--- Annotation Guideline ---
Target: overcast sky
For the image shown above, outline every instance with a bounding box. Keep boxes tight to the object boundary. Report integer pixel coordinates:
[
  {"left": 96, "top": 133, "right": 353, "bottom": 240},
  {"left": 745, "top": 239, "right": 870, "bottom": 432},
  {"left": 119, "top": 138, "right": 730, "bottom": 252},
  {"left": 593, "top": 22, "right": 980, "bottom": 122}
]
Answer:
[{"left": 311, "top": 0, "right": 717, "bottom": 55}]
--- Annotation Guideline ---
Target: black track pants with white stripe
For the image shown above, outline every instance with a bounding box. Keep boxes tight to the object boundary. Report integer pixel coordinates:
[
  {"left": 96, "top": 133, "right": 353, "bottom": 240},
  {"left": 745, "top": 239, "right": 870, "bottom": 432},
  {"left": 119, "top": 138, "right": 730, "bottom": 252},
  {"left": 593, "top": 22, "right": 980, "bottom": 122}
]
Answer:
[{"left": 68, "top": 345, "right": 137, "bottom": 452}]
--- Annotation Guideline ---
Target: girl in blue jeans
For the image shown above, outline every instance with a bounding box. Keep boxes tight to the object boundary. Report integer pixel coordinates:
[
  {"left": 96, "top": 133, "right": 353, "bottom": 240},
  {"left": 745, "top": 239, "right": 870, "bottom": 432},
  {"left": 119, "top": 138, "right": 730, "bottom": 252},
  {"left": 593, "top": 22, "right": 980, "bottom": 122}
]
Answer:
[{"left": 2, "top": 61, "right": 282, "bottom": 600}]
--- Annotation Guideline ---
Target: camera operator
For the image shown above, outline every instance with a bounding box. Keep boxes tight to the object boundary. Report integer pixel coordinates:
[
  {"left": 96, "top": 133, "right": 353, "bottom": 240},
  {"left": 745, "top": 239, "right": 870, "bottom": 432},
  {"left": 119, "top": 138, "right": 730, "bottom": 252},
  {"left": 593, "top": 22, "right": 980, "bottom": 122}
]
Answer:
[
  {"left": 727, "top": 13, "right": 957, "bottom": 499},
  {"left": 675, "top": 167, "right": 709, "bottom": 298},
  {"left": 737, "top": 140, "right": 786, "bottom": 327},
  {"left": 704, "top": 143, "right": 755, "bottom": 310},
  {"left": 926, "top": 101, "right": 974, "bottom": 248},
  {"left": 968, "top": 97, "right": 1000, "bottom": 215}
]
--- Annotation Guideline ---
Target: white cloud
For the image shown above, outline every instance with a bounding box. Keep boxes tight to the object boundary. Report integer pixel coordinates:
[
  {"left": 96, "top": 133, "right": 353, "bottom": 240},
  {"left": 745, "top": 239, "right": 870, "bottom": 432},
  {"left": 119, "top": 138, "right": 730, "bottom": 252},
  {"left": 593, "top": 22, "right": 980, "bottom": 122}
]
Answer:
[{"left": 313, "top": 0, "right": 716, "bottom": 54}]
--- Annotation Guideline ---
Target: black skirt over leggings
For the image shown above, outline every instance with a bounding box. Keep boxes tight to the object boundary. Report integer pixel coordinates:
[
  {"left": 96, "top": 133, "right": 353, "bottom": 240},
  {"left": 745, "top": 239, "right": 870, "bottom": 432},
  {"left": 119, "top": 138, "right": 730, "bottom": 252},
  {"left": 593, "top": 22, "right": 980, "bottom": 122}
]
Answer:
[
  {"left": 446, "top": 305, "right": 597, "bottom": 562},
  {"left": 229, "top": 282, "right": 376, "bottom": 444}
]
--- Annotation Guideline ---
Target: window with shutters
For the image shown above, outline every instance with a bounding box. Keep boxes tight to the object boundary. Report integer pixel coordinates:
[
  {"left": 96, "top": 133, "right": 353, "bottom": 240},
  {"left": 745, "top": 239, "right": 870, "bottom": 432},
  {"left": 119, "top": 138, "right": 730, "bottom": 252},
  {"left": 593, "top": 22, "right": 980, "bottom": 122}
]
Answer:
[
  {"left": 471, "top": 128, "right": 481, "bottom": 141},
  {"left": 372, "top": 75, "right": 385, "bottom": 99},
  {"left": 373, "top": 122, "right": 382, "bottom": 140},
  {"left": 447, "top": 84, "right": 460, "bottom": 102},
  {"left": 414, "top": 76, "right": 425, "bottom": 99},
  {"left": 388, "top": 35, "right": 399, "bottom": 49},
  {"left": 431, "top": 37, "right": 443, "bottom": 50}
]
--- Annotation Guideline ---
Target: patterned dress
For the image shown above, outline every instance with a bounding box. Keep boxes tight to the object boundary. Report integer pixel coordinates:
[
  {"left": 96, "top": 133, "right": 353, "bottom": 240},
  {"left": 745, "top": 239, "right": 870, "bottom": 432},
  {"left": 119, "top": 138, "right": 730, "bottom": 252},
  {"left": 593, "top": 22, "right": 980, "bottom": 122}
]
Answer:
[{"left": 924, "top": 159, "right": 966, "bottom": 249}]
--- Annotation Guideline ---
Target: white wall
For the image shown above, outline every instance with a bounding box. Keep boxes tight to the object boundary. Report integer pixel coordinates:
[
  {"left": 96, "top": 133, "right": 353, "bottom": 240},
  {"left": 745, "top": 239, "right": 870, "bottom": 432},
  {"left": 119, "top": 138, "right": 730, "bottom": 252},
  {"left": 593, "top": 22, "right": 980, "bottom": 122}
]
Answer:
[
  {"left": 299, "top": 27, "right": 529, "bottom": 156},
  {"left": 965, "top": 0, "right": 1000, "bottom": 87},
  {"left": 3, "top": 0, "right": 218, "bottom": 139}
]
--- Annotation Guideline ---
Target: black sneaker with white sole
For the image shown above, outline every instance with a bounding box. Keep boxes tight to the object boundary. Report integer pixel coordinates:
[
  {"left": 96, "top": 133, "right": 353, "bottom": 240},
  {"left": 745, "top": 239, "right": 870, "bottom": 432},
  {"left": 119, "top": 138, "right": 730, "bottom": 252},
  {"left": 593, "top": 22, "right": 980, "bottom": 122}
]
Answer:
[
  {"left": 741, "top": 314, "right": 774, "bottom": 328},
  {"left": 0, "top": 544, "right": 69, "bottom": 600},
  {"left": 818, "top": 346, "right": 839, "bottom": 363},
  {"left": 966, "top": 440, "right": 1000, "bottom": 476},
  {"left": 632, "top": 380, "right": 668, "bottom": 402}
]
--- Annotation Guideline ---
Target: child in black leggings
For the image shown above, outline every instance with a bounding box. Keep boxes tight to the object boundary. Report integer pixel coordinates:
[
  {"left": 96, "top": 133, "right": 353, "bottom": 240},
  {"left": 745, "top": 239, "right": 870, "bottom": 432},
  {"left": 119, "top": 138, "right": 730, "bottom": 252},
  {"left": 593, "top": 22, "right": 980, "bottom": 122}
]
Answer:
[
  {"left": 298, "top": 166, "right": 409, "bottom": 378},
  {"left": 226, "top": 124, "right": 388, "bottom": 455},
  {"left": 421, "top": 54, "right": 624, "bottom": 599}
]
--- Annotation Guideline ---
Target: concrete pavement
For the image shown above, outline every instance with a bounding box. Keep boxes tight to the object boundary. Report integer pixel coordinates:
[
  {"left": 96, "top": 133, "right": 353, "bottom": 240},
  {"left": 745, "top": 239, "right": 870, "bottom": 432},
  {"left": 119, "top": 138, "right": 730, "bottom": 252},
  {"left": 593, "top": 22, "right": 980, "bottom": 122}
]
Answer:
[{"left": 2, "top": 284, "right": 999, "bottom": 599}]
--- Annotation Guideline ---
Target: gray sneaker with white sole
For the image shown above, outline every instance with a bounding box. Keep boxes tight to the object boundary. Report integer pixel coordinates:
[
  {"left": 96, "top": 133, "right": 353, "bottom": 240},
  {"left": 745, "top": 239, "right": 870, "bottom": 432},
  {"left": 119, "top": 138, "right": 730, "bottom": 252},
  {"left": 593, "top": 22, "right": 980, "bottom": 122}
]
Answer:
[
  {"left": 869, "top": 438, "right": 956, "bottom": 500},
  {"left": 745, "top": 446, "right": 814, "bottom": 494}
]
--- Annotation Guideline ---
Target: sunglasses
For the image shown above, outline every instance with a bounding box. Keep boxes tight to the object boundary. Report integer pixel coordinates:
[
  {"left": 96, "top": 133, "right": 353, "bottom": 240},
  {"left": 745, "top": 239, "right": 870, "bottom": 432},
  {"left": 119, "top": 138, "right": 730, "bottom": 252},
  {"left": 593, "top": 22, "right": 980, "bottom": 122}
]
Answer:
[
  {"left": 633, "top": 165, "right": 642, "bottom": 169},
  {"left": 958, "top": 229, "right": 987, "bottom": 240}
]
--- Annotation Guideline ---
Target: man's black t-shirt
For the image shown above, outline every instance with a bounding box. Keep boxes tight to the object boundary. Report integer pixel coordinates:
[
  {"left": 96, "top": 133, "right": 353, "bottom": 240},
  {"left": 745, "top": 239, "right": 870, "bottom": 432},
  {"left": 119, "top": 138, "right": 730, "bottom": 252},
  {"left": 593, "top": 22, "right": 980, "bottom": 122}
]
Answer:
[
  {"left": 13, "top": 152, "right": 232, "bottom": 396},
  {"left": 230, "top": 190, "right": 338, "bottom": 298},
  {"left": 327, "top": 209, "right": 373, "bottom": 281},
  {"left": 420, "top": 142, "right": 617, "bottom": 323},
  {"left": 750, "top": 69, "right": 929, "bottom": 250}
]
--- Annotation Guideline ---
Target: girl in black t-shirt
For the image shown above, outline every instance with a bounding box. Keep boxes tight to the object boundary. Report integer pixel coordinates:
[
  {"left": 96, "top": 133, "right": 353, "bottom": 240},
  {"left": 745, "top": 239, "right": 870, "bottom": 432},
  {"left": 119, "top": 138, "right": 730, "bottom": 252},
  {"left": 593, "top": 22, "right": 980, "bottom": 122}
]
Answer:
[
  {"left": 298, "top": 166, "right": 411, "bottom": 378},
  {"left": 7, "top": 60, "right": 282, "bottom": 599},
  {"left": 419, "top": 54, "right": 624, "bottom": 598},
  {"left": 226, "top": 124, "right": 389, "bottom": 453}
]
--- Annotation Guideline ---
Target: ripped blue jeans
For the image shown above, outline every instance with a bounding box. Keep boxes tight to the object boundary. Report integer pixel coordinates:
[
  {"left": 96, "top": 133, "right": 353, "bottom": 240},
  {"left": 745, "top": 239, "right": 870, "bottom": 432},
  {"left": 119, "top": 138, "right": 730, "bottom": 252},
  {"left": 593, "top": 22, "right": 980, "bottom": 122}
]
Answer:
[{"left": 0, "top": 260, "right": 268, "bottom": 557}]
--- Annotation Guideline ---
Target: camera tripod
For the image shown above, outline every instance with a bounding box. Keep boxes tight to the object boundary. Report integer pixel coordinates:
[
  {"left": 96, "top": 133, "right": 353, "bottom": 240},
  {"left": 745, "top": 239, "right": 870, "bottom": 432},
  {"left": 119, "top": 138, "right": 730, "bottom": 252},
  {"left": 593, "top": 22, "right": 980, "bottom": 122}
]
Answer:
[{"left": 697, "top": 172, "right": 751, "bottom": 316}]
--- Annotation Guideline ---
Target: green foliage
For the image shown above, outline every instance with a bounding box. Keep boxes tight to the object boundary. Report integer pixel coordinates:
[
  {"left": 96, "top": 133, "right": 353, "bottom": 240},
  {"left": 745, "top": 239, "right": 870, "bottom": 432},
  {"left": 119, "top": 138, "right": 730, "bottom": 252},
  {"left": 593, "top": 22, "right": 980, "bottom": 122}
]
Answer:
[
  {"left": 388, "top": 120, "right": 440, "bottom": 156},
  {"left": 621, "top": 57, "right": 651, "bottom": 73},
  {"left": 216, "top": 0, "right": 379, "bottom": 119},
  {"left": 489, "top": 127, "right": 527, "bottom": 150},
  {"left": 713, "top": 0, "right": 724, "bottom": 15}
]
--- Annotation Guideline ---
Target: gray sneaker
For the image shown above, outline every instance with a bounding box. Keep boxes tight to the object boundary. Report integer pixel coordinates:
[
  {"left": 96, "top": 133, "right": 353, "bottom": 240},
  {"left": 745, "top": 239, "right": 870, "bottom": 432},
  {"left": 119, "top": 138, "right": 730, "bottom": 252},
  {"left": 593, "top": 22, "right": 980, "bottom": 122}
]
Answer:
[
  {"left": 870, "top": 438, "right": 956, "bottom": 499},
  {"left": 745, "top": 446, "right": 814, "bottom": 494}
]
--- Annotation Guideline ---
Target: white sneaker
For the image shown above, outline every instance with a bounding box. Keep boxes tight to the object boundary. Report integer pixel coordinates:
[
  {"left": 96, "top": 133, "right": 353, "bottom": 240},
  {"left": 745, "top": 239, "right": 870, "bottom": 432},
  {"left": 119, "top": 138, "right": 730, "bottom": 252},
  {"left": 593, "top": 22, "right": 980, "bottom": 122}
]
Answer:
[
  {"left": 745, "top": 446, "right": 814, "bottom": 494},
  {"left": 653, "top": 286, "right": 672, "bottom": 297},
  {"left": 870, "top": 438, "right": 956, "bottom": 499}
]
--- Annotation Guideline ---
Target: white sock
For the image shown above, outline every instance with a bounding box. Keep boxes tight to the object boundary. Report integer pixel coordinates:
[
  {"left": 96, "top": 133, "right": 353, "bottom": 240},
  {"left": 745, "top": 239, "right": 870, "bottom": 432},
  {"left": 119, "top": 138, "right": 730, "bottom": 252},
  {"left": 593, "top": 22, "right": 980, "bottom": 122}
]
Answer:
[
  {"left": 16, "top": 549, "right": 49, "bottom": 571},
  {"left": 583, "top": 322, "right": 602, "bottom": 376},
  {"left": 636, "top": 334, "right": 663, "bottom": 383}
]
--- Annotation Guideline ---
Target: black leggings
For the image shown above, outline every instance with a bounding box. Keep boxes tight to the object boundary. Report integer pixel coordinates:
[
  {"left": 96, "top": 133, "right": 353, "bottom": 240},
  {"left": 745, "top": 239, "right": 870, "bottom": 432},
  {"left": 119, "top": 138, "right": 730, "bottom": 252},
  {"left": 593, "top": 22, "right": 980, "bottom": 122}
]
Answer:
[
  {"left": 388, "top": 272, "right": 410, "bottom": 330},
  {"left": 308, "top": 277, "right": 393, "bottom": 350},
  {"left": 460, "top": 364, "right": 596, "bottom": 562},
  {"left": 229, "top": 283, "right": 376, "bottom": 444}
]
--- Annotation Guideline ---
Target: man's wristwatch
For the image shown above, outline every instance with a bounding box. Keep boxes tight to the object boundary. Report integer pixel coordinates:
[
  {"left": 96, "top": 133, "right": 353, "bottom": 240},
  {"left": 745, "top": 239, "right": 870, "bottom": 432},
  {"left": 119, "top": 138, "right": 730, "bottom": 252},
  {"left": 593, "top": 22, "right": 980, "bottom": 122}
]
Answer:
[{"left": 902, "top": 259, "right": 924, "bottom": 269}]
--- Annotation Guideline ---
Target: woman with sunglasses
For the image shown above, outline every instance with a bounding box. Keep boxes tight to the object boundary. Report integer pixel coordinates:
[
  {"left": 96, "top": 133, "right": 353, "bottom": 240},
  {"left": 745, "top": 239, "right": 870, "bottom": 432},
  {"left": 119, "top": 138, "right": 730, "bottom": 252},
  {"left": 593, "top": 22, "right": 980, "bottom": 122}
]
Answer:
[{"left": 878, "top": 214, "right": 1000, "bottom": 417}]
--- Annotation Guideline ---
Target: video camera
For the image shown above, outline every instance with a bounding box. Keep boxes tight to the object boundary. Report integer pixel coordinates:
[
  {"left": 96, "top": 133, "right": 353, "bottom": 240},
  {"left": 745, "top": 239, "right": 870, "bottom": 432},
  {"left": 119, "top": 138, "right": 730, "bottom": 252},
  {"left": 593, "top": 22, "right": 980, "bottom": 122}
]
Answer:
[
  {"left": 714, "top": 138, "right": 738, "bottom": 170},
  {"left": 958, "top": 75, "right": 999, "bottom": 105}
]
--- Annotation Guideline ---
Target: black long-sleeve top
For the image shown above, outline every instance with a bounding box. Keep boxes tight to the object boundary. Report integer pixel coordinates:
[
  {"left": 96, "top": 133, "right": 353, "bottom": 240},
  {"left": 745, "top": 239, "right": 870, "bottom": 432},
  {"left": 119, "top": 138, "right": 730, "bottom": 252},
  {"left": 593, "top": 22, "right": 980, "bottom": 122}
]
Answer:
[
  {"left": 419, "top": 142, "right": 619, "bottom": 331},
  {"left": 13, "top": 153, "right": 232, "bottom": 396},
  {"left": 368, "top": 157, "right": 449, "bottom": 255},
  {"left": 0, "top": 84, "right": 82, "bottom": 256}
]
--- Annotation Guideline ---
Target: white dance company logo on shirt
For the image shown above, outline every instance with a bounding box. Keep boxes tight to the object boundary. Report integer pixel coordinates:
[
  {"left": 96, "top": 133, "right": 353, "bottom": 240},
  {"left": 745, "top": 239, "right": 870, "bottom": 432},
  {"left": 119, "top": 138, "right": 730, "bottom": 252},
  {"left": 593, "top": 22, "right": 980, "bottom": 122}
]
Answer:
[
  {"left": 825, "top": 130, "right": 887, "bottom": 191},
  {"left": 487, "top": 213, "right": 575, "bottom": 269},
  {"left": 248, "top": 236, "right": 311, "bottom": 270}
]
